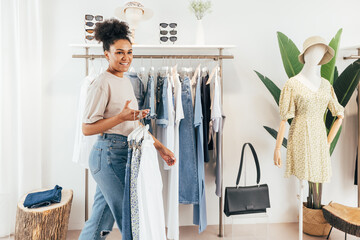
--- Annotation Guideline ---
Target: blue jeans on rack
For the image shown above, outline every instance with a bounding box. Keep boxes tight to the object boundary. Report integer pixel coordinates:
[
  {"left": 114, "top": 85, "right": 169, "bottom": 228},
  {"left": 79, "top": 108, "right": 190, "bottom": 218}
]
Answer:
[
  {"left": 156, "top": 75, "right": 169, "bottom": 127},
  {"left": 125, "top": 72, "right": 145, "bottom": 109},
  {"left": 143, "top": 75, "right": 156, "bottom": 133},
  {"left": 179, "top": 76, "right": 199, "bottom": 204},
  {"left": 79, "top": 134, "right": 129, "bottom": 240}
]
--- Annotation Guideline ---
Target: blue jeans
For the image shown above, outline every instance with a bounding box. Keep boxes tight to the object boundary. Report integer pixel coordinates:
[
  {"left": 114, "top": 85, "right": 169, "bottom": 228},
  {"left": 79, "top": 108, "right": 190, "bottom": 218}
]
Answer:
[
  {"left": 179, "top": 76, "right": 199, "bottom": 204},
  {"left": 79, "top": 134, "right": 129, "bottom": 240},
  {"left": 125, "top": 72, "right": 145, "bottom": 109},
  {"left": 143, "top": 75, "right": 156, "bottom": 133},
  {"left": 122, "top": 147, "right": 133, "bottom": 240},
  {"left": 156, "top": 75, "right": 168, "bottom": 127}
]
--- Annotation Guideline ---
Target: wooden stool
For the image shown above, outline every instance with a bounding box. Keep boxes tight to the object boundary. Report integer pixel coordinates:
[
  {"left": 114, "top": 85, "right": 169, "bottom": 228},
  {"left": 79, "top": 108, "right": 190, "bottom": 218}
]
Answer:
[
  {"left": 323, "top": 202, "right": 360, "bottom": 239},
  {"left": 15, "top": 189, "right": 73, "bottom": 240}
]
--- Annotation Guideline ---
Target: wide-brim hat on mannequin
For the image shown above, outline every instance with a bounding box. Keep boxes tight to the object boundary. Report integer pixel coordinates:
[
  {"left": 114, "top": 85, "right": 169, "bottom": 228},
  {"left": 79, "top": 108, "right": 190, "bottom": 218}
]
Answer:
[
  {"left": 298, "top": 36, "right": 335, "bottom": 65},
  {"left": 115, "top": 1, "right": 153, "bottom": 21}
]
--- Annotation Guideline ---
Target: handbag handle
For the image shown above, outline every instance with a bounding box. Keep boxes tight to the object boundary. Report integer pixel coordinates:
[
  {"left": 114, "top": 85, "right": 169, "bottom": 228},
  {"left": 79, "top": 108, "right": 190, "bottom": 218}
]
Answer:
[{"left": 236, "top": 143, "right": 261, "bottom": 186}]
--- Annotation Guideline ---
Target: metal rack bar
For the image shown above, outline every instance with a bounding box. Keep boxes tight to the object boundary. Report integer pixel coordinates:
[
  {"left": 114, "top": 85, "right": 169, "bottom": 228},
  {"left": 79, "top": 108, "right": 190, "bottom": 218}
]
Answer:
[
  {"left": 218, "top": 48, "right": 224, "bottom": 237},
  {"left": 72, "top": 54, "right": 234, "bottom": 60},
  {"left": 73, "top": 47, "right": 233, "bottom": 237}
]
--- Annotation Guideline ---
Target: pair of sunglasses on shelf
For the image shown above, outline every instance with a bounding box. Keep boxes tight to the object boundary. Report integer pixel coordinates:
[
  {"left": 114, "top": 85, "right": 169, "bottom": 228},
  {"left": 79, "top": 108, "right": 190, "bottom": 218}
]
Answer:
[
  {"left": 85, "top": 14, "right": 103, "bottom": 21},
  {"left": 159, "top": 23, "right": 177, "bottom": 28},
  {"left": 160, "top": 30, "right": 177, "bottom": 35},
  {"left": 160, "top": 36, "right": 177, "bottom": 43}
]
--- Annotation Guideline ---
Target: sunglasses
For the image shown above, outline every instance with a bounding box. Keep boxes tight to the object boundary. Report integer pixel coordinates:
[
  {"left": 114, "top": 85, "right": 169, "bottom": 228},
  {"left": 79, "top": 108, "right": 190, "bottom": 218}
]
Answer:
[
  {"left": 160, "top": 30, "right": 177, "bottom": 35},
  {"left": 85, "top": 35, "right": 95, "bottom": 41},
  {"left": 85, "top": 14, "right": 103, "bottom": 21},
  {"left": 159, "top": 23, "right": 177, "bottom": 28},
  {"left": 160, "top": 36, "right": 177, "bottom": 43},
  {"left": 85, "top": 29, "right": 95, "bottom": 34}
]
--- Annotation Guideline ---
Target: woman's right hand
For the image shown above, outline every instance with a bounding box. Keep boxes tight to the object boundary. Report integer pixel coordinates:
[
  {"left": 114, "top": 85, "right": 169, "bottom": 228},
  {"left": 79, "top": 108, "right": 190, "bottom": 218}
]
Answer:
[
  {"left": 274, "top": 148, "right": 282, "bottom": 167},
  {"left": 118, "top": 100, "right": 149, "bottom": 122}
]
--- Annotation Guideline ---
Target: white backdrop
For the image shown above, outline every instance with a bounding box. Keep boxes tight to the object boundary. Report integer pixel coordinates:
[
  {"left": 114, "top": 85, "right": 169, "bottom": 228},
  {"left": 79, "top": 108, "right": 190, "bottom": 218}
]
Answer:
[{"left": 39, "top": 0, "right": 360, "bottom": 231}]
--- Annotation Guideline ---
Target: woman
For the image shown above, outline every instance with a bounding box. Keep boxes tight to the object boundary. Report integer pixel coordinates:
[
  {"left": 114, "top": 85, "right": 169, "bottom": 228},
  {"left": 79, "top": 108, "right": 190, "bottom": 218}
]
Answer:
[{"left": 79, "top": 19, "right": 175, "bottom": 239}]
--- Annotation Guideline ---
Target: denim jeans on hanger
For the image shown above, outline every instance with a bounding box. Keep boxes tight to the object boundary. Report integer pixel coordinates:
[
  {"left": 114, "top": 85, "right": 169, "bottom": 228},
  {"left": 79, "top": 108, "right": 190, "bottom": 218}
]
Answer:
[
  {"left": 143, "top": 75, "right": 156, "bottom": 133},
  {"left": 122, "top": 146, "right": 133, "bottom": 240},
  {"left": 156, "top": 75, "right": 169, "bottom": 127},
  {"left": 125, "top": 72, "right": 145, "bottom": 109},
  {"left": 79, "top": 134, "right": 128, "bottom": 240},
  {"left": 178, "top": 76, "right": 199, "bottom": 204}
]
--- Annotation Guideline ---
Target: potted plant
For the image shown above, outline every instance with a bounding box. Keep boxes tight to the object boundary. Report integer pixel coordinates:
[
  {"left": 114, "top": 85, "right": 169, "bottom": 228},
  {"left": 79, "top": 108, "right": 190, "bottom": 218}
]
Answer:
[
  {"left": 255, "top": 29, "right": 360, "bottom": 236},
  {"left": 189, "top": 0, "right": 212, "bottom": 45}
]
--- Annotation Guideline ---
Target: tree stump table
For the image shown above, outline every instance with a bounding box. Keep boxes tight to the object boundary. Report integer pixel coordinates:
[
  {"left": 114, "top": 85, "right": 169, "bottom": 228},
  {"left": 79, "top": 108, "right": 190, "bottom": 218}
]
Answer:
[
  {"left": 323, "top": 202, "right": 360, "bottom": 239},
  {"left": 15, "top": 189, "right": 73, "bottom": 240}
]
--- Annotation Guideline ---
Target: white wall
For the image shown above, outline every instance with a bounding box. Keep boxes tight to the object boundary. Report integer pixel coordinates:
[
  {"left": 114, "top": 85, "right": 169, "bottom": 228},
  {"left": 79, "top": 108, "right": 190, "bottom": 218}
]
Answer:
[{"left": 40, "top": 0, "right": 360, "bottom": 230}]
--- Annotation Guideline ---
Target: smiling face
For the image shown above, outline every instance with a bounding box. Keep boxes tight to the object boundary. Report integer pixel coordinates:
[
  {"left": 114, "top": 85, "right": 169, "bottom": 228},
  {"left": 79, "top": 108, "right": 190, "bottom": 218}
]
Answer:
[{"left": 105, "top": 39, "right": 133, "bottom": 77}]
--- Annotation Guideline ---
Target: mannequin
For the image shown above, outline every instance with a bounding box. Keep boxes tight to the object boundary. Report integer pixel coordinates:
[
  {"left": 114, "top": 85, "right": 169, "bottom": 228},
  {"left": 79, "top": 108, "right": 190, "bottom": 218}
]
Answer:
[{"left": 274, "top": 42, "right": 344, "bottom": 240}]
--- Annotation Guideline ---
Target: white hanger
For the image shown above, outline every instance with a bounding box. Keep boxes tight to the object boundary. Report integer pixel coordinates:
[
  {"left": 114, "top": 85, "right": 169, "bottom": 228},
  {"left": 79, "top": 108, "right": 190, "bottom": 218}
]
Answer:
[
  {"left": 191, "top": 63, "right": 201, "bottom": 86},
  {"left": 135, "top": 124, "right": 149, "bottom": 143},
  {"left": 128, "top": 124, "right": 142, "bottom": 142},
  {"left": 129, "top": 66, "right": 136, "bottom": 73},
  {"left": 206, "top": 64, "right": 219, "bottom": 85}
]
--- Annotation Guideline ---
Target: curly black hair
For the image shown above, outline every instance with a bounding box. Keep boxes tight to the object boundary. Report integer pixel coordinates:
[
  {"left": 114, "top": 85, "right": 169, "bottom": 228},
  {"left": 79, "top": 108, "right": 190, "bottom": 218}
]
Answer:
[{"left": 94, "top": 18, "right": 132, "bottom": 51}]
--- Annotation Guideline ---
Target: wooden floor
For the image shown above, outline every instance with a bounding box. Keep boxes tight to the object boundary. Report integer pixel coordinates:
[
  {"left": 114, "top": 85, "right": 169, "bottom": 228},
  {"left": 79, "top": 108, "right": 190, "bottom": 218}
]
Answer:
[{"left": 2, "top": 223, "right": 358, "bottom": 239}]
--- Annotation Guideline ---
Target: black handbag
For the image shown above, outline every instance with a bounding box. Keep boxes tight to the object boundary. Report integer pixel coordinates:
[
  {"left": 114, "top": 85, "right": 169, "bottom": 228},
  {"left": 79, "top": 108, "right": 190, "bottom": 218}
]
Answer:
[{"left": 224, "top": 143, "right": 270, "bottom": 217}]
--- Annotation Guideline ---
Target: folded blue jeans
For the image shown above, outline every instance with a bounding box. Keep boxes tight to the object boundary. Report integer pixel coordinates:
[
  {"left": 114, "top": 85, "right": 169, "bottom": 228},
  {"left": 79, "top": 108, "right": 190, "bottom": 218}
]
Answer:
[{"left": 23, "top": 185, "right": 62, "bottom": 208}]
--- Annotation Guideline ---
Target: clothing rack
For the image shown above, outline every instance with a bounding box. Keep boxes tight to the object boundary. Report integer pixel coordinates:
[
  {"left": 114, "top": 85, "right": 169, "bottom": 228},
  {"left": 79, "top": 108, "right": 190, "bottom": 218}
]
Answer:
[
  {"left": 71, "top": 44, "right": 235, "bottom": 238},
  {"left": 343, "top": 47, "right": 360, "bottom": 207}
]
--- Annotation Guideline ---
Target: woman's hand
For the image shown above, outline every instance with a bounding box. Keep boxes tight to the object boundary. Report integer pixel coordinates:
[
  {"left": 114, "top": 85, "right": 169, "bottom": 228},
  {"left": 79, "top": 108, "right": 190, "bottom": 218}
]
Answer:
[
  {"left": 118, "top": 100, "right": 149, "bottom": 122},
  {"left": 274, "top": 148, "right": 282, "bottom": 167},
  {"left": 158, "top": 145, "right": 176, "bottom": 166}
]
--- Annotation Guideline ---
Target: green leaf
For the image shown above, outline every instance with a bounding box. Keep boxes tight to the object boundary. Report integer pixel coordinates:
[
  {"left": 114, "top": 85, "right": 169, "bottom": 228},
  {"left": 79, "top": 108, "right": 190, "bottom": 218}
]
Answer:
[
  {"left": 330, "top": 126, "right": 342, "bottom": 155},
  {"left": 254, "top": 71, "right": 281, "bottom": 105},
  {"left": 334, "top": 58, "right": 360, "bottom": 107},
  {"left": 333, "top": 66, "right": 339, "bottom": 85},
  {"left": 277, "top": 32, "right": 303, "bottom": 78},
  {"left": 325, "top": 59, "right": 360, "bottom": 130},
  {"left": 321, "top": 29, "right": 343, "bottom": 84},
  {"left": 264, "top": 126, "right": 287, "bottom": 148}
]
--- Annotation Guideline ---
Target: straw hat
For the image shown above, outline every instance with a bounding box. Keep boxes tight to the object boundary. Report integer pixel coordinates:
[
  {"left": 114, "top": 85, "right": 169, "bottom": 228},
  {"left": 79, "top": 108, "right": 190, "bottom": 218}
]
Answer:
[
  {"left": 115, "top": 1, "right": 153, "bottom": 21},
  {"left": 298, "top": 36, "right": 334, "bottom": 65}
]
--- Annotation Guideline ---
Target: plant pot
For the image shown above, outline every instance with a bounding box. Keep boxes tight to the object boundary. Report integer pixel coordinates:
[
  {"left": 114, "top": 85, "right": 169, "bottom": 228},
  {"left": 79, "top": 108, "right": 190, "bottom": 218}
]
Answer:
[{"left": 303, "top": 203, "right": 331, "bottom": 236}]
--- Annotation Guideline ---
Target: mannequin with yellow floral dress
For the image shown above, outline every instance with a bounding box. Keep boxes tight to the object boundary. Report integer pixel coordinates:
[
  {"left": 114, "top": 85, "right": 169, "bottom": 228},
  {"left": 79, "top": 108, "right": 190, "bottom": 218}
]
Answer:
[{"left": 273, "top": 36, "right": 344, "bottom": 240}]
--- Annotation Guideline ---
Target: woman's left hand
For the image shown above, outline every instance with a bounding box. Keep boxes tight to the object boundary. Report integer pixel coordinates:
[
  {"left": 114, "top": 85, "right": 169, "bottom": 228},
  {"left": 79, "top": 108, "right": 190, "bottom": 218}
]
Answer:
[{"left": 158, "top": 146, "right": 176, "bottom": 166}]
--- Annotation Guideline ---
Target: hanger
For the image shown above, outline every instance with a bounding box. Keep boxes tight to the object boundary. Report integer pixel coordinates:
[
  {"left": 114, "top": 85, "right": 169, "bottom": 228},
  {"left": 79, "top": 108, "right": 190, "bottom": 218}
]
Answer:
[
  {"left": 191, "top": 63, "right": 201, "bottom": 86},
  {"left": 128, "top": 124, "right": 142, "bottom": 142},
  {"left": 206, "top": 64, "right": 219, "bottom": 85},
  {"left": 135, "top": 124, "right": 149, "bottom": 143},
  {"left": 129, "top": 66, "right": 136, "bottom": 73}
]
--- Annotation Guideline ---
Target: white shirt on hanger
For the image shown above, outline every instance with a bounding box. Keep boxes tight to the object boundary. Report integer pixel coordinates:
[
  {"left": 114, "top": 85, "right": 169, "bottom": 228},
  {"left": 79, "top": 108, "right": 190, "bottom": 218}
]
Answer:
[
  {"left": 72, "top": 69, "right": 99, "bottom": 168},
  {"left": 211, "top": 67, "right": 222, "bottom": 133},
  {"left": 137, "top": 131, "right": 166, "bottom": 240},
  {"left": 164, "top": 74, "right": 175, "bottom": 170},
  {"left": 166, "top": 68, "right": 184, "bottom": 240}
]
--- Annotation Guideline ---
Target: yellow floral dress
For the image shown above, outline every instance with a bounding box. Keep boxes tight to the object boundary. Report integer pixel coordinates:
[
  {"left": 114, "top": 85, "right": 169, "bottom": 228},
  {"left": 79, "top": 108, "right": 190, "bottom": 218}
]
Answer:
[{"left": 279, "top": 77, "right": 344, "bottom": 183}]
